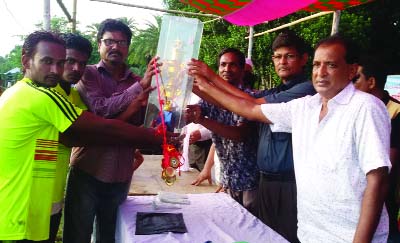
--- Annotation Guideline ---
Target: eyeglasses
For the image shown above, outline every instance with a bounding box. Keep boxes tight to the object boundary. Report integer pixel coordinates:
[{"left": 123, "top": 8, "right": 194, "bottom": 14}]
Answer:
[
  {"left": 101, "top": 39, "right": 129, "bottom": 47},
  {"left": 271, "top": 53, "right": 298, "bottom": 62}
]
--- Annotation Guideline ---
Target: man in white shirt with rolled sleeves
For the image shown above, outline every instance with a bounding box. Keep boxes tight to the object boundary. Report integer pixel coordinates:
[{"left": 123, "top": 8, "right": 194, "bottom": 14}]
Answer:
[{"left": 189, "top": 34, "right": 391, "bottom": 243}]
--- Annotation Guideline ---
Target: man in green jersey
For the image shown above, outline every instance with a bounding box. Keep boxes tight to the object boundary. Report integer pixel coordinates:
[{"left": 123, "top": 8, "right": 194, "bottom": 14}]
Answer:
[{"left": 0, "top": 31, "right": 165, "bottom": 242}]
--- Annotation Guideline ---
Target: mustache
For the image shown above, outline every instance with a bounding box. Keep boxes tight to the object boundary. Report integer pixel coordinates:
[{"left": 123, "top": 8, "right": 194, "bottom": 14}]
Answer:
[
  {"left": 45, "top": 73, "right": 61, "bottom": 81},
  {"left": 108, "top": 51, "right": 122, "bottom": 57},
  {"left": 67, "top": 71, "right": 80, "bottom": 78}
]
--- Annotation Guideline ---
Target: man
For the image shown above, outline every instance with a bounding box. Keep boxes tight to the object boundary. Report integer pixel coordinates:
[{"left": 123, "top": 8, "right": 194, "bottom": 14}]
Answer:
[
  {"left": 47, "top": 33, "right": 91, "bottom": 242},
  {"left": 63, "top": 18, "right": 159, "bottom": 243},
  {"left": 189, "top": 34, "right": 391, "bottom": 242},
  {"left": 186, "top": 48, "right": 259, "bottom": 214},
  {"left": 0, "top": 31, "right": 164, "bottom": 242},
  {"left": 189, "top": 30, "right": 315, "bottom": 242},
  {"left": 353, "top": 55, "right": 400, "bottom": 242}
]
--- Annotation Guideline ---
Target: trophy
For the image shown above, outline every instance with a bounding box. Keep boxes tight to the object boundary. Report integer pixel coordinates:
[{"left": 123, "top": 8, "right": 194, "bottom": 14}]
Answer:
[{"left": 144, "top": 15, "right": 204, "bottom": 185}]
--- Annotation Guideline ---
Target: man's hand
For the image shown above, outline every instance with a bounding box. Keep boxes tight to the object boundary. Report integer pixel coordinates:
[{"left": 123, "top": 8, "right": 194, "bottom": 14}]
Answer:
[
  {"left": 165, "top": 130, "right": 182, "bottom": 147},
  {"left": 140, "top": 56, "right": 162, "bottom": 89},
  {"left": 187, "top": 58, "right": 216, "bottom": 81},
  {"left": 184, "top": 105, "right": 203, "bottom": 124},
  {"left": 132, "top": 149, "right": 144, "bottom": 171},
  {"left": 215, "top": 185, "right": 225, "bottom": 193},
  {"left": 191, "top": 168, "right": 212, "bottom": 186},
  {"left": 136, "top": 86, "right": 155, "bottom": 106},
  {"left": 189, "top": 130, "right": 201, "bottom": 144},
  {"left": 192, "top": 74, "right": 213, "bottom": 93}
]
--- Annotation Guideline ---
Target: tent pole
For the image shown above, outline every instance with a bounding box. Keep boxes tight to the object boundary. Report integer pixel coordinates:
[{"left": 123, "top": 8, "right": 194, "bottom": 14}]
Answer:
[
  {"left": 331, "top": 10, "right": 341, "bottom": 35},
  {"left": 247, "top": 26, "right": 254, "bottom": 59},
  {"left": 248, "top": 11, "right": 333, "bottom": 38}
]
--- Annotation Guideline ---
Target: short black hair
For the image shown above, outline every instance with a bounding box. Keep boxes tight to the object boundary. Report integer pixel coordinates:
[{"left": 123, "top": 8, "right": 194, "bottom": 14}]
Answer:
[
  {"left": 217, "top": 48, "right": 246, "bottom": 68},
  {"left": 358, "top": 54, "right": 388, "bottom": 90},
  {"left": 315, "top": 34, "right": 360, "bottom": 64},
  {"left": 272, "top": 30, "right": 310, "bottom": 55},
  {"left": 62, "top": 33, "right": 93, "bottom": 58},
  {"left": 97, "top": 18, "right": 132, "bottom": 45},
  {"left": 22, "top": 31, "right": 65, "bottom": 58}
]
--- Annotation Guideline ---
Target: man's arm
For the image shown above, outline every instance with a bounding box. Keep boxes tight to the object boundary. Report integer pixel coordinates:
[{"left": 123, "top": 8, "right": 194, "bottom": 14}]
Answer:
[
  {"left": 77, "top": 66, "right": 143, "bottom": 118},
  {"left": 139, "top": 56, "right": 161, "bottom": 89},
  {"left": 353, "top": 166, "right": 389, "bottom": 243},
  {"left": 115, "top": 86, "right": 154, "bottom": 121},
  {"left": 191, "top": 143, "right": 215, "bottom": 186},
  {"left": 192, "top": 75, "right": 271, "bottom": 123},
  {"left": 77, "top": 58, "right": 160, "bottom": 118},
  {"left": 188, "top": 59, "right": 265, "bottom": 105},
  {"left": 59, "top": 111, "right": 163, "bottom": 148},
  {"left": 185, "top": 104, "right": 253, "bottom": 141}
]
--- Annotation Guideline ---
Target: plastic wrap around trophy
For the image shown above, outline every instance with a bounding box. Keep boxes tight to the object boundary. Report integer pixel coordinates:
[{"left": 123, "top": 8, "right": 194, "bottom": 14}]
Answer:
[{"left": 144, "top": 15, "right": 204, "bottom": 133}]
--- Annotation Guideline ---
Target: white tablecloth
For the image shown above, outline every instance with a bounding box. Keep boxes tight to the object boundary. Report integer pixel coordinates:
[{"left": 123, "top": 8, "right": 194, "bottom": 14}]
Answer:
[{"left": 116, "top": 193, "right": 289, "bottom": 243}]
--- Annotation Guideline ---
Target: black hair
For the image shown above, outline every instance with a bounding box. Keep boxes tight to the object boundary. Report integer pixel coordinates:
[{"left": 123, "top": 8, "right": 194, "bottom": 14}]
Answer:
[
  {"left": 22, "top": 31, "right": 65, "bottom": 58},
  {"left": 97, "top": 18, "right": 132, "bottom": 45},
  {"left": 358, "top": 54, "right": 388, "bottom": 90},
  {"left": 62, "top": 33, "right": 93, "bottom": 58},
  {"left": 217, "top": 48, "right": 246, "bottom": 68},
  {"left": 315, "top": 33, "right": 360, "bottom": 64},
  {"left": 272, "top": 30, "right": 310, "bottom": 55}
]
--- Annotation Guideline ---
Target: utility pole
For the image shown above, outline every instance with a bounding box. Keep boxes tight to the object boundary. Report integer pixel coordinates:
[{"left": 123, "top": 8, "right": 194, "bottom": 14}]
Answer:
[
  {"left": 72, "top": 0, "right": 77, "bottom": 33},
  {"left": 43, "top": 0, "right": 51, "bottom": 30}
]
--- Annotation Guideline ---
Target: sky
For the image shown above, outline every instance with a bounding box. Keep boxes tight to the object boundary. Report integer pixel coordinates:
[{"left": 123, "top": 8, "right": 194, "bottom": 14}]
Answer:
[{"left": 0, "top": 0, "right": 165, "bottom": 57}]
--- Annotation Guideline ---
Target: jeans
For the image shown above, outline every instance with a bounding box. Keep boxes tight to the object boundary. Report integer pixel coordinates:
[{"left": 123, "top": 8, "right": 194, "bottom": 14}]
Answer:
[
  {"left": 258, "top": 172, "right": 299, "bottom": 243},
  {"left": 63, "top": 167, "right": 130, "bottom": 243},
  {"left": 48, "top": 211, "right": 62, "bottom": 243}
]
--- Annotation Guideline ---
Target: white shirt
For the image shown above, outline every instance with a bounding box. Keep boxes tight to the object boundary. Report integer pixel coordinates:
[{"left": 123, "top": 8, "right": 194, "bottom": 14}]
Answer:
[
  {"left": 261, "top": 83, "right": 391, "bottom": 243},
  {"left": 180, "top": 94, "right": 212, "bottom": 171}
]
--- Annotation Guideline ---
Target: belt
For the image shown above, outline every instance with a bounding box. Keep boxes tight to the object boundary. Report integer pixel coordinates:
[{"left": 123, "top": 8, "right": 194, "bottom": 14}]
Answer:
[{"left": 260, "top": 171, "right": 295, "bottom": 182}]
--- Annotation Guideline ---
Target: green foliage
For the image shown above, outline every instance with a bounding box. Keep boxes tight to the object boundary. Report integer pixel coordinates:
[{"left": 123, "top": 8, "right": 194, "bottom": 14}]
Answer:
[
  {"left": 127, "top": 16, "right": 162, "bottom": 76},
  {"left": 35, "top": 16, "right": 72, "bottom": 33},
  {"left": 0, "top": 45, "right": 23, "bottom": 81}
]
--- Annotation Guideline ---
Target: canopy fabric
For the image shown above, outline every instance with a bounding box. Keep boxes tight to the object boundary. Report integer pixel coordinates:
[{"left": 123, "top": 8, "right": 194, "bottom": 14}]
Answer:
[
  {"left": 303, "top": 0, "right": 374, "bottom": 12},
  {"left": 224, "top": 0, "right": 317, "bottom": 26},
  {"left": 181, "top": 0, "right": 374, "bottom": 26},
  {"left": 180, "top": 0, "right": 252, "bottom": 16}
]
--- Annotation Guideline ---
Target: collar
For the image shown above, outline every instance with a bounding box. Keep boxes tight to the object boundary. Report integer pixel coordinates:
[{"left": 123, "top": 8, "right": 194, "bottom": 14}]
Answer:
[
  {"left": 381, "top": 90, "right": 391, "bottom": 105},
  {"left": 95, "top": 60, "right": 132, "bottom": 81},
  {"left": 309, "top": 81, "right": 354, "bottom": 107},
  {"left": 279, "top": 74, "right": 309, "bottom": 90}
]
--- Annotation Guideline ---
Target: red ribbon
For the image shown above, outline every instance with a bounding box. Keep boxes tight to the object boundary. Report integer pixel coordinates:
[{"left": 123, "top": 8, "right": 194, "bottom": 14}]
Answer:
[{"left": 153, "top": 60, "right": 183, "bottom": 178}]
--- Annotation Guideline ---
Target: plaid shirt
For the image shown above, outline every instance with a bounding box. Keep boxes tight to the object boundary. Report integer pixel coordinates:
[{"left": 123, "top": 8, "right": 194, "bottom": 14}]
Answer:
[{"left": 200, "top": 88, "right": 258, "bottom": 191}]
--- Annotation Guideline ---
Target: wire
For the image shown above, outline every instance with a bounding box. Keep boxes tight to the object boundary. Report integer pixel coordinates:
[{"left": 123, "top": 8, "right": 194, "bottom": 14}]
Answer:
[{"left": 2, "top": 0, "right": 26, "bottom": 32}]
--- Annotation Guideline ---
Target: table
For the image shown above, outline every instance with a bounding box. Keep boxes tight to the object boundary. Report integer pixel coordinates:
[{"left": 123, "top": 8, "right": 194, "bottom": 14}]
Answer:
[
  {"left": 116, "top": 193, "right": 289, "bottom": 243},
  {"left": 129, "top": 155, "right": 218, "bottom": 195}
]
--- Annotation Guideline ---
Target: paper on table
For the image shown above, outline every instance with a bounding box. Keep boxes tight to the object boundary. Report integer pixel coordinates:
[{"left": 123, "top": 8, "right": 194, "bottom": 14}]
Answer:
[{"left": 157, "top": 191, "right": 190, "bottom": 205}]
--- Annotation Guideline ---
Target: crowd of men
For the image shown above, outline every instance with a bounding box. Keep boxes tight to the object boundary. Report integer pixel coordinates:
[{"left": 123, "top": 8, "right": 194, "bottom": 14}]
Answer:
[{"left": 0, "top": 18, "right": 399, "bottom": 243}]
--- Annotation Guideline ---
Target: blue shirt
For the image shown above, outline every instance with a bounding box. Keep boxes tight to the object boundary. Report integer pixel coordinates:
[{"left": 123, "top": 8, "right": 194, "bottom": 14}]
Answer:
[
  {"left": 200, "top": 89, "right": 258, "bottom": 191},
  {"left": 254, "top": 75, "right": 315, "bottom": 173}
]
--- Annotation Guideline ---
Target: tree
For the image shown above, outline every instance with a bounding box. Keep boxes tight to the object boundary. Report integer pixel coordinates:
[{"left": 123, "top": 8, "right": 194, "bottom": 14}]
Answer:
[
  {"left": 0, "top": 45, "right": 23, "bottom": 76},
  {"left": 127, "top": 15, "right": 162, "bottom": 75},
  {"left": 35, "top": 16, "right": 72, "bottom": 33}
]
